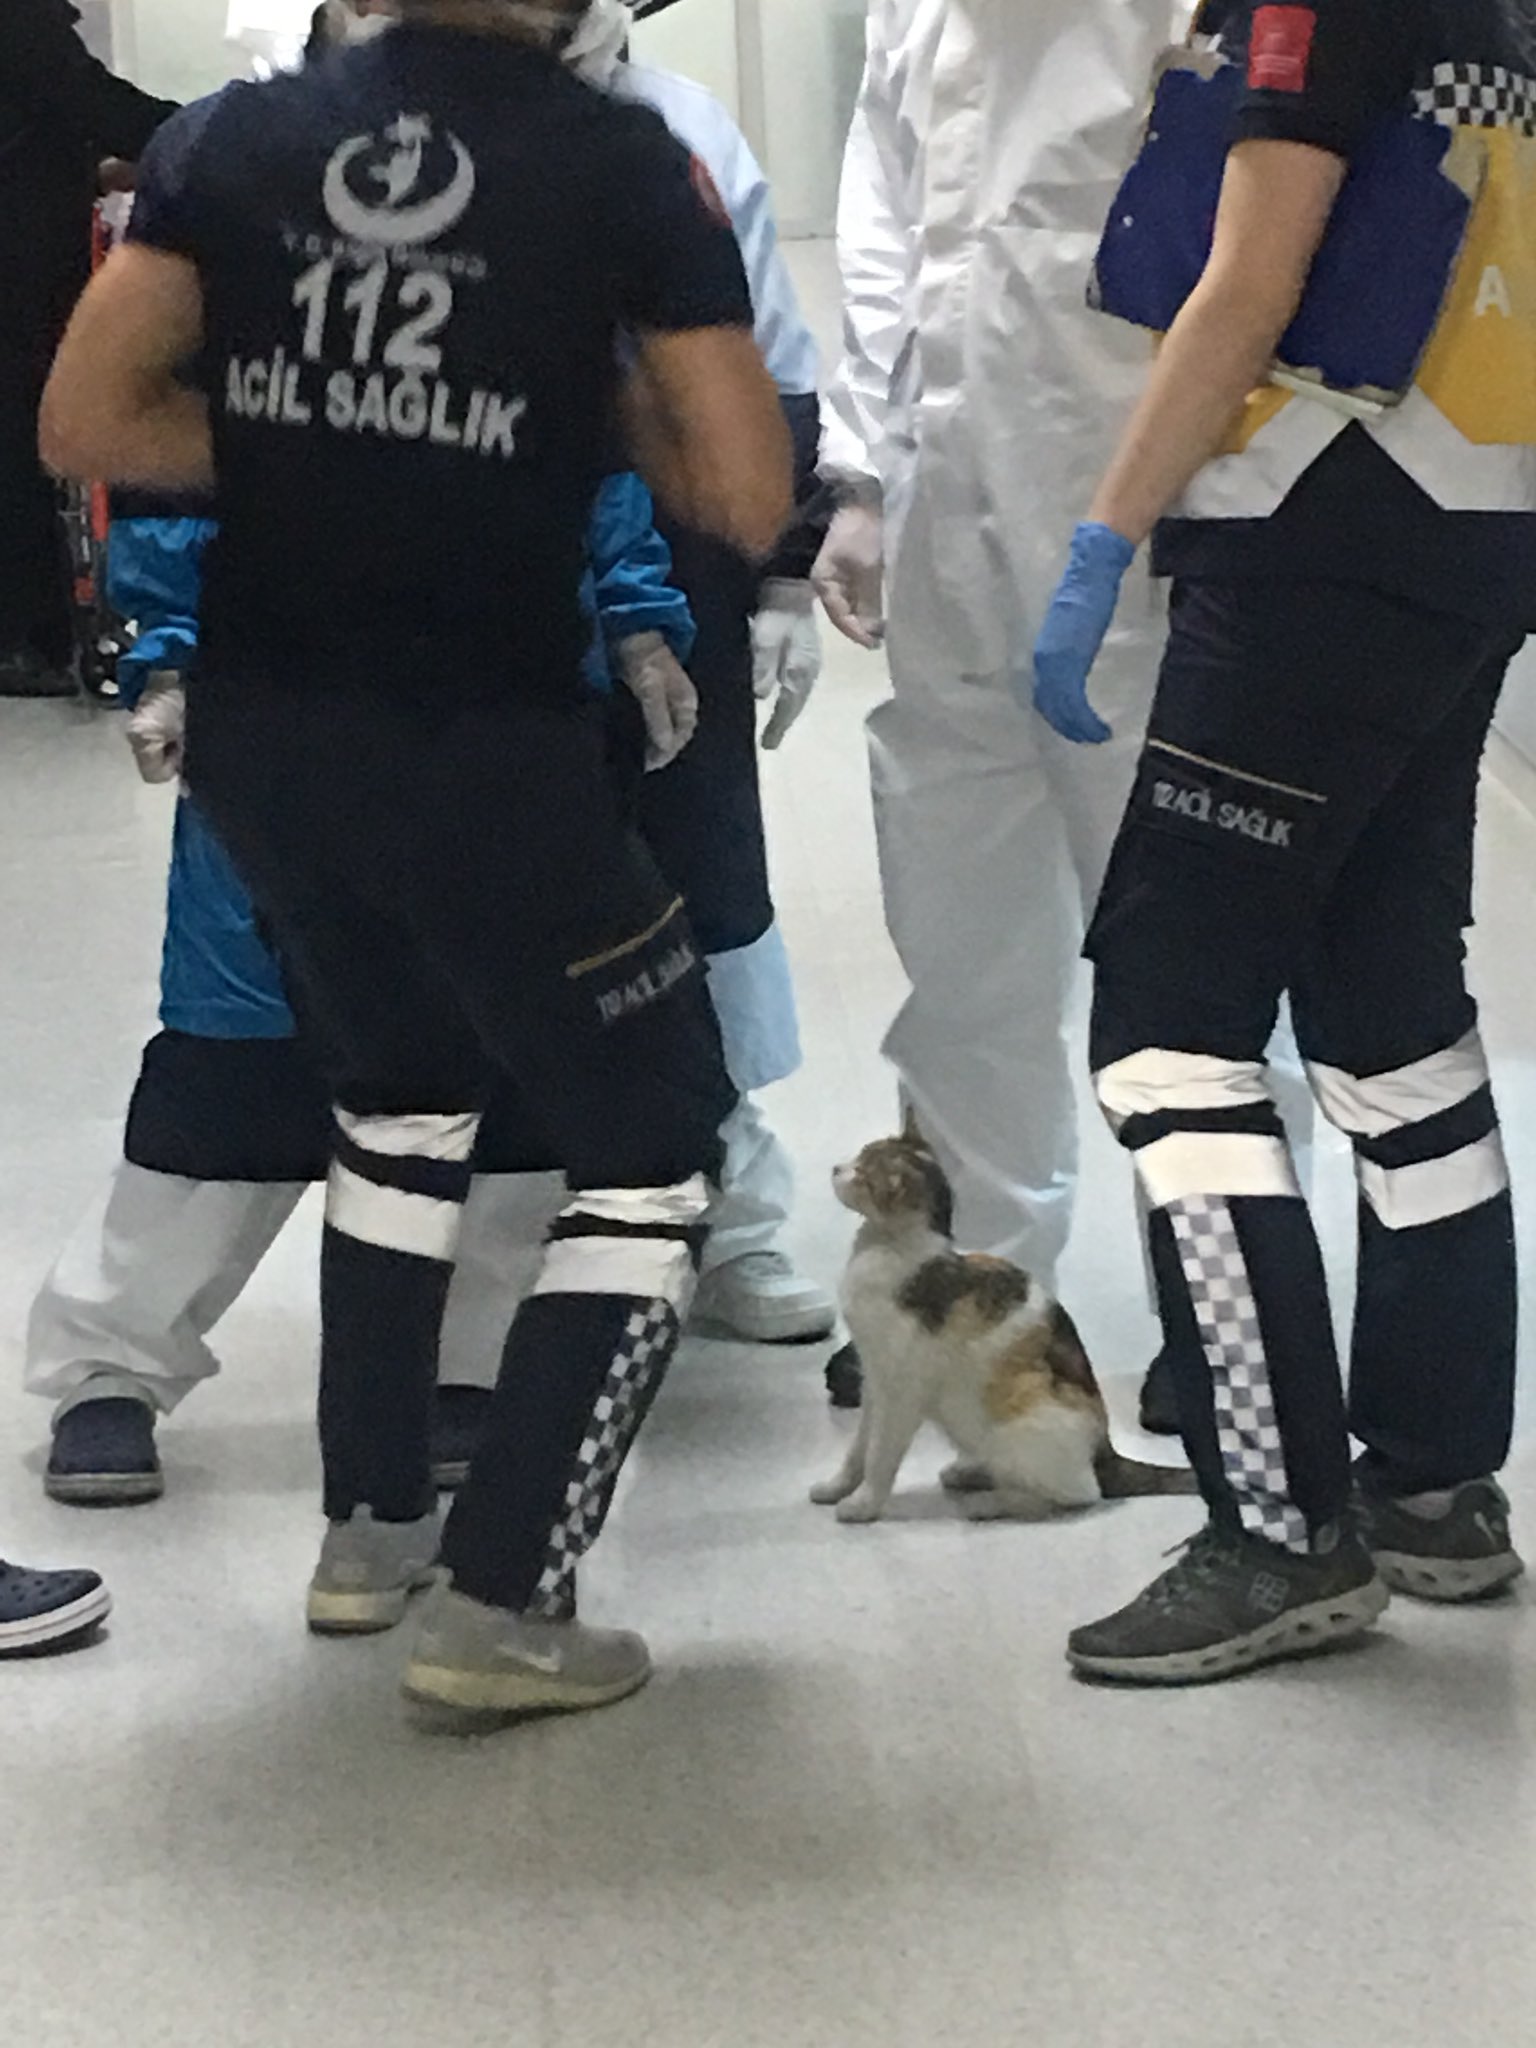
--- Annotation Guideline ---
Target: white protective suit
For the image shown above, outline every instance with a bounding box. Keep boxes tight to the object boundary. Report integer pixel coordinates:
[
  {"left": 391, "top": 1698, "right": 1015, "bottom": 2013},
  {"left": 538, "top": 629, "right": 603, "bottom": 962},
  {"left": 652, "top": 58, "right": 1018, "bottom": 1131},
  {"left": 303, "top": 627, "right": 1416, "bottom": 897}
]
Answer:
[{"left": 824, "top": 0, "right": 1310, "bottom": 1279}]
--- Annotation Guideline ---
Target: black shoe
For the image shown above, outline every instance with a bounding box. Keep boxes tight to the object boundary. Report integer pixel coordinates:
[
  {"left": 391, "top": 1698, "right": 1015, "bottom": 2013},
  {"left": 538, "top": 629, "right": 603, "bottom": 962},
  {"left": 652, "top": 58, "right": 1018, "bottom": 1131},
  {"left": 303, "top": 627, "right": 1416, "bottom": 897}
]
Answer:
[
  {"left": 1138, "top": 1347, "right": 1181, "bottom": 1436},
  {"left": 46, "top": 1397, "right": 164, "bottom": 1506},
  {"left": 431, "top": 1385, "right": 494, "bottom": 1492},
  {"left": 0, "top": 1559, "right": 112, "bottom": 1655},
  {"left": 0, "top": 650, "right": 75, "bottom": 698},
  {"left": 1356, "top": 1474, "right": 1525, "bottom": 1604},
  {"left": 825, "top": 1340, "right": 863, "bottom": 1409},
  {"left": 1067, "top": 1522, "right": 1389, "bottom": 1687}
]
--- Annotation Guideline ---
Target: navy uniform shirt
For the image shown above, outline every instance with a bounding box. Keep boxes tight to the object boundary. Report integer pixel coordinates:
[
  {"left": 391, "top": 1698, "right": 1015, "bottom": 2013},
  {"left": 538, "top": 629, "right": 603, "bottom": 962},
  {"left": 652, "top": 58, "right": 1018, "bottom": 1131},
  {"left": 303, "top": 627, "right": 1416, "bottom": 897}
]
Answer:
[
  {"left": 127, "top": 25, "right": 752, "bottom": 696},
  {"left": 1157, "top": 0, "right": 1536, "bottom": 629}
]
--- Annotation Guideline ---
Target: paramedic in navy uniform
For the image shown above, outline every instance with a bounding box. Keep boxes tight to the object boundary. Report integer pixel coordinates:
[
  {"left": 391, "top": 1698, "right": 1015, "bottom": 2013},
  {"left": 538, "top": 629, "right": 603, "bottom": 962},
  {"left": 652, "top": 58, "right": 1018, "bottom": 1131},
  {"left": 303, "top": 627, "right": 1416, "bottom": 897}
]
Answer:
[
  {"left": 41, "top": 0, "right": 791, "bottom": 1728},
  {"left": 1028, "top": 0, "right": 1536, "bottom": 1686}
]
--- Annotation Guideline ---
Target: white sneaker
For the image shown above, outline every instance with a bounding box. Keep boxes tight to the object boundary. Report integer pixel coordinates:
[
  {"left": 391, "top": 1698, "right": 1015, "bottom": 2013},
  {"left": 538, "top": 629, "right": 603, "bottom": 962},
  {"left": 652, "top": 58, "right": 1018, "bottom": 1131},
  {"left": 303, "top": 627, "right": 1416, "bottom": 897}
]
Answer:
[
  {"left": 306, "top": 1509, "right": 440, "bottom": 1636},
  {"left": 403, "top": 1585, "right": 652, "bottom": 1729},
  {"left": 690, "top": 1250, "right": 837, "bottom": 1344}
]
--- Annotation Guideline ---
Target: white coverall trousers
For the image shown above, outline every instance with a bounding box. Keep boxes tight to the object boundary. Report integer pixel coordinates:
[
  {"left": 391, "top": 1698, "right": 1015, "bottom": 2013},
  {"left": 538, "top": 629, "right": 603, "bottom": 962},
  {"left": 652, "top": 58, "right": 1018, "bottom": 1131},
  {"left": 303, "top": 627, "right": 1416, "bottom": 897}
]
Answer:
[{"left": 828, "top": 0, "right": 1310, "bottom": 1283}]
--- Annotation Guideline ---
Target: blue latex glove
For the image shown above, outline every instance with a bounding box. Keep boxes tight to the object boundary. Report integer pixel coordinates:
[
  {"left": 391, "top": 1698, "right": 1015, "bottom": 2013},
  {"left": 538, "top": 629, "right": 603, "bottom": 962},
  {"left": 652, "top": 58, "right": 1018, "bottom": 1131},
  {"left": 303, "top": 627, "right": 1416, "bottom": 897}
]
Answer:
[{"left": 1031, "top": 522, "right": 1136, "bottom": 745}]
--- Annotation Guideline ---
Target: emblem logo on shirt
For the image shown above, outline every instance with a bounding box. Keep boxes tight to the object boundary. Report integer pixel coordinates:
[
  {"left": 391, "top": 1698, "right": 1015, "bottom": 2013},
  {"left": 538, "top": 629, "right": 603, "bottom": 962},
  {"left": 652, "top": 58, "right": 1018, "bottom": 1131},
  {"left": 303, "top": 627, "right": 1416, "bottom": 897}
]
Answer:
[
  {"left": 688, "top": 154, "right": 732, "bottom": 231},
  {"left": 322, "top": 114, "right": 476, "bottom": 245},
  {"left": 1248, "top": 5, "right": 1316, "bottom": 95}
]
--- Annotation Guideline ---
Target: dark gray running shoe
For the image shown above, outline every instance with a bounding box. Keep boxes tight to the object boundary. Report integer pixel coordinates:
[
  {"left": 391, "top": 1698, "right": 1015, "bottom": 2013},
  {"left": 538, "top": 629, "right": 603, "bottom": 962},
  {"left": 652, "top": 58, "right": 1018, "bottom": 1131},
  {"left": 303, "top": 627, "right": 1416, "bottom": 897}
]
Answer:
[
  {"left": 1357, "top": 1477, "right": 1524, "bottom": 1604},
  {"left": 1068, "top": 1523, "right": 1389, "bottom": 1686}
]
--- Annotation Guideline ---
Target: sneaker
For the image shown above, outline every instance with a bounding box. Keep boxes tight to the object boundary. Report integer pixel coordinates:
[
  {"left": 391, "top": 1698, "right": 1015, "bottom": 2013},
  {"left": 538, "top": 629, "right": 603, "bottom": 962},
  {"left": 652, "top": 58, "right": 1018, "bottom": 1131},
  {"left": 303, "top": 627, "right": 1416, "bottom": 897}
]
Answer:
[
  {"left": 431, "top": 1385, "right": 493, "bottom": 1492},
  {"left": 1357, "top": 1475, "right": 1525, "bottom": 1604},
  {"left": 0, "top": 1559, "right": 111, "bottom": 1657},
  {"left": 1067, "top": 1523, "right": 1389, "bottom": 1686},
  {"left": 691, "top": 1251, "right": 837, "bottom": 1344},
  {"left": 403, "top": 1584, "right": 652, "bottom": 1729},
  {"left": 46, "top": 1397, "right": 164, "bottom": 1506},
  {"left": 1138, "top": 1347, "right": 1181, "bottom": 1437},
  {"left": 825, "top": 1339, "right": 863, "bottom": 1409},
  {"left": 306, "top": 1509, "right": 440, "bottom": 1635}
]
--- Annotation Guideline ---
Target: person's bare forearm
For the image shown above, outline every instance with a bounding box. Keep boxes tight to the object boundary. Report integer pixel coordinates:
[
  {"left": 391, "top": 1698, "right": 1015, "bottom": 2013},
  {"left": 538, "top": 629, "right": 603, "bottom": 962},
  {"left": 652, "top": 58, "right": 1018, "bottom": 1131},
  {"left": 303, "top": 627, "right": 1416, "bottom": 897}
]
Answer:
[
  {"left": 1087, "top": 274, "right": 1300, "bottom": 546},
  {"left": 1088, "top": 140, "right": 1347, "bottom": 546},
  {"left": 41, "top": 383, "right": 213, "bottom": 492},
  {"left": 625, "top": 330, "right": 792, "bottom": 560}
]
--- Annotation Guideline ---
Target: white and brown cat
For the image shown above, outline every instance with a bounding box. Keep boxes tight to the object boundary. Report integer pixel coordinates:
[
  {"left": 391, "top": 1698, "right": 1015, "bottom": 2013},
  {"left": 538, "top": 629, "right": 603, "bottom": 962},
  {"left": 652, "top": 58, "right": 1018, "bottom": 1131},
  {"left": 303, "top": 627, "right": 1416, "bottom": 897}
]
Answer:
[{"left": 813, "top": 1124, "right": 1196, "bottom": 1524}]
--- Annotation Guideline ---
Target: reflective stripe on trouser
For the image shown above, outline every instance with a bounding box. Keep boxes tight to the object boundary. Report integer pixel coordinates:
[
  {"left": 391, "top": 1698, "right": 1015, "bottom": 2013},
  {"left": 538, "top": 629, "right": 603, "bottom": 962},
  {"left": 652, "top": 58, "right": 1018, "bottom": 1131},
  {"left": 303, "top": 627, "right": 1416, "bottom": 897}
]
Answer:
[
  {"left": 1098, "top": 1049, "right": 1320, "bottom": 1551},
  {"left": 321, "top": 1108, "right": 482, "bottom": 1523},
  {"left": 1308, "top": 1031, "right": 1517, "bottom": 1492},
  {"left": 440, "top": 1177, "right": 711, "bottom": 1618}
]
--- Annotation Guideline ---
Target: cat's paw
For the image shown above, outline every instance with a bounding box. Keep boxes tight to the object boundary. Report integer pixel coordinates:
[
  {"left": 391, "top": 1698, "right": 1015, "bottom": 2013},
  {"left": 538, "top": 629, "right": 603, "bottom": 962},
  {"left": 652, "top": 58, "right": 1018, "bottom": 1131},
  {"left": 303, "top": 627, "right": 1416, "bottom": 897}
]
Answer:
[
  {"left": 939, "top": 1460, "right": 994, "bottom": 1494},
  {"left": 809, "top": 1475, "right": 858, "bottom": 1506},
  {"left": 835, "top": 1490, "right": 886, "bottom": 1525}
]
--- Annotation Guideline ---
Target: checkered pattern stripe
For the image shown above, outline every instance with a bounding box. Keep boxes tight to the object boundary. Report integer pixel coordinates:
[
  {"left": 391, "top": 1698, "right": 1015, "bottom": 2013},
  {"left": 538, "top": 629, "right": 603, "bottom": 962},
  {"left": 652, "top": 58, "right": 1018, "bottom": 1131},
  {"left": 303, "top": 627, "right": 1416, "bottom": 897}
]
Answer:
[
  {"left": 1170, "top": 1196, "right": 1309, "bottom": 1552},
  {"left": 528, "top": 1299, "right": 678, "bottom": 1619},
  {"left": 1415, "top": 62, "right": 1536, "bottom": 135}
]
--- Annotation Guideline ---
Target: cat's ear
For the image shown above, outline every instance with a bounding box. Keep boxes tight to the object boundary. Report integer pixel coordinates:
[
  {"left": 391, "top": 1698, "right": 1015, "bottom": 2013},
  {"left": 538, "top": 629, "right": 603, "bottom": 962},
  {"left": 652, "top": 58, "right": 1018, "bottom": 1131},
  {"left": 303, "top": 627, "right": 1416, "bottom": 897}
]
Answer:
[{"left": 900, "top": 1101, "right": 928, "bottom": 1150}]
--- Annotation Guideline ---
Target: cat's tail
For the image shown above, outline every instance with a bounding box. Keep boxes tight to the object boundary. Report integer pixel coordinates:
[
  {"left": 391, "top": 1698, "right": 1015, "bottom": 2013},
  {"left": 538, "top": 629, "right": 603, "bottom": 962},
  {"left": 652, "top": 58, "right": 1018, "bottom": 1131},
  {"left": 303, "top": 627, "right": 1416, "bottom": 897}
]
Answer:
[{"left": 1094, "top": 1446, "right": 1200, "bottom": 1498}]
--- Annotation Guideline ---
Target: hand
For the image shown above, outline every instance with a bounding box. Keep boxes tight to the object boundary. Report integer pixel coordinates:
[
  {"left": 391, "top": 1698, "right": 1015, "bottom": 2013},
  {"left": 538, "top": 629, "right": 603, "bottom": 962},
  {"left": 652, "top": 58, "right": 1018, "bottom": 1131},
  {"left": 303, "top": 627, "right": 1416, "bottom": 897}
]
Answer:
[
  {"left": 126, "top": 670, "right": 186, "bottom": 784},
  {"left": 1029, "top": 523, "right": 1136, "bottom": 745},
  {"left": 616, "top": 631, "right": 699, "bottom": 772},
  {"left": 812, "top": 500, "right": 885, "bottom": 650},
  {"left": 752, "top": 579, "right": 823, "bottom": 749}
]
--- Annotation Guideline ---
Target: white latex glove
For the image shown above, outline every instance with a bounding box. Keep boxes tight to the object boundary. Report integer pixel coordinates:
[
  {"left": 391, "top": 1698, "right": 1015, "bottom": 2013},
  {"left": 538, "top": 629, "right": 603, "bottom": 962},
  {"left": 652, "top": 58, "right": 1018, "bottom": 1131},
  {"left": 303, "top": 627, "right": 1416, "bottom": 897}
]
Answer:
[
  {"left": 616, "top": 631, "right": 699, "bottom": 773},
  {"left": 752, "top": 579, "right": 823, "bottom": 750},
  {"left": 126, "top": 670, "right": 187, "bottom": 785},
  {"left": 812, "top": 501, "right": 886, "bottom": 650}
]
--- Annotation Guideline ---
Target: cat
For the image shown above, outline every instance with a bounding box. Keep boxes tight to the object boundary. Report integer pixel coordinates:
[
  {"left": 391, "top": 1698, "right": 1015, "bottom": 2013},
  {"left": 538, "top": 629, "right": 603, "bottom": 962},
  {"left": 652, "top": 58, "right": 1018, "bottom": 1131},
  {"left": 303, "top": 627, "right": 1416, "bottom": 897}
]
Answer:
[{"left": 812, "top": 1122, "right": 1197, "bottom": 1525}]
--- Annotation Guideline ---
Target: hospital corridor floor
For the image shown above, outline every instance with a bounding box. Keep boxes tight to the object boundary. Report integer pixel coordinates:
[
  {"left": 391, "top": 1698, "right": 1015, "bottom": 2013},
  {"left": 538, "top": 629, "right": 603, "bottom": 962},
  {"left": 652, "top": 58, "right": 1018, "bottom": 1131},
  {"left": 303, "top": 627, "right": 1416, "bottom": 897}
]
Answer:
[{"left": 5, "top": 655, "right": 1536, "bottom": 2040}]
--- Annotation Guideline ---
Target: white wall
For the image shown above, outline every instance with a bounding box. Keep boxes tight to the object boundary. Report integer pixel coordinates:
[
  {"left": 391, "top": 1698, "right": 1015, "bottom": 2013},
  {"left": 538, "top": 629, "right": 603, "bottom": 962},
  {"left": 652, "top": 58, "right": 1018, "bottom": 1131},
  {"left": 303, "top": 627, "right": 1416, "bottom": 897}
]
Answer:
[
  {"left": 1498, "top": 647, "right": 1536, "bottom": 771},
  {"left": 755, "top": 0, "right": 864, "bottom": 237},
  {"left": 631, "top": 0, "right": 740, "bottom": 124},
  {"left": 116, "top": 0, "right": 252, "bottom": 101},
  {"left": 634, "top": 0, "right": 863, "bottom": 238}
]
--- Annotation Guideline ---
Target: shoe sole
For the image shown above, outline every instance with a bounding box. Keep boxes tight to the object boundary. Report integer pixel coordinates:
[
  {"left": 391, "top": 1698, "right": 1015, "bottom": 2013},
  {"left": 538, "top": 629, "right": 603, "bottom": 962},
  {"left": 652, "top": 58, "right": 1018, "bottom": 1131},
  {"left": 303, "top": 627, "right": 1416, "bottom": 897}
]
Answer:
[
  {"left": 688, "top": 1309, "right": 838, "bottom": 1346},
  {"left": 1373, "top": 1547, "right": 1526, "bottom": 1604},
  {"left": 0, "top": 1583, "right": 112, "bottom": 1656},
  {"left": 402, "top": 1655, "right": 652, "bottom": 1730},
  {"left": 45, "top": 1469, "right": 165, "bottom": 1507},
  {"left": 696, "top": 1318, "right": 843, "bottom": 1351},
  {"left": 1068, "top": 1575, "right": 1390, "bottom": 1687},
  {"left": 307, "top": 1568, "right": 438, "bottom": 1637}
]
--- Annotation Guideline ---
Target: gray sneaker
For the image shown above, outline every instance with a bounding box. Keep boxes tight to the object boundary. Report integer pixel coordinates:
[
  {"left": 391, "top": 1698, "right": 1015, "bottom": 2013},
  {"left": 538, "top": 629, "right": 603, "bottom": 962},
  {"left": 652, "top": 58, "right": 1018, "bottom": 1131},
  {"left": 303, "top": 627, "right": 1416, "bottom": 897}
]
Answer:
[
  {"left": 1068, "top": 1523, "right": 1389, "bottom": 1686},
  {"left": 306, "top": 1509, "right": 439, "bottom": 1635},
  {"left": 403, "top": 1584, "right": 652, "bottom": 1730},
  {"left": 1357, "top": 1477, "right": 1525, "bottom": 1604}
]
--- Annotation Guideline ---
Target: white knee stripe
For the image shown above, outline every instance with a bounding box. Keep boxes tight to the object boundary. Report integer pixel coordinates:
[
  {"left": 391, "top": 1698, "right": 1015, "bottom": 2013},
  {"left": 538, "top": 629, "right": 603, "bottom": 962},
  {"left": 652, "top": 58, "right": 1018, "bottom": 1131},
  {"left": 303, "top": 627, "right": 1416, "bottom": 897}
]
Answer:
[
  {"left": 559, "top": 1178, "right": 713, "bottom": 1229},
  {"left": 1357, "top": 1132, "right": 1510, "bottom": 1232},
  {"left": 333, "top": 1109, "right": 480, "bottom": 1163},
  {"left": 1306, "top": 1031, "right": 1488, "bottom": 1138},
  {"left": 327, "top": 1163, "right": 463, "bottom": 1260},
  {"left": 1095, "top": 1048, "right": 1272, "bottom": 1131},
  {"left": 1136, "top": 1131, "right": 1301, "bottom": 1209},
  {"left": 533, "top": 1237, "right": 697, "bottom": 1309}
]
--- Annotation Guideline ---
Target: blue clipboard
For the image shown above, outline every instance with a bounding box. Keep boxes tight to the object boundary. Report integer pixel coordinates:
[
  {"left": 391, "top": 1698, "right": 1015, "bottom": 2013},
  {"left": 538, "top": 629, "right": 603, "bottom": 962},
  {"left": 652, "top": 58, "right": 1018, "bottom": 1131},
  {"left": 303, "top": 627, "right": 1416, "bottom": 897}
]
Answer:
[{"left": 1090, "top": 56, "right": 1484, "bottom": 411}]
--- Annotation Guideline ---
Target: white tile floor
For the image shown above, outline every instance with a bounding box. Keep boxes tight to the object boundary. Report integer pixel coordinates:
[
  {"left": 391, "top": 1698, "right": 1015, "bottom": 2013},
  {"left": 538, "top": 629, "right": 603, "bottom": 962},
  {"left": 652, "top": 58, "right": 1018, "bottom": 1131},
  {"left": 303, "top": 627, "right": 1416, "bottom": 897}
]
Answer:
[{"left": 4, "top": 245, "right": 1536, "bottom": 2046}]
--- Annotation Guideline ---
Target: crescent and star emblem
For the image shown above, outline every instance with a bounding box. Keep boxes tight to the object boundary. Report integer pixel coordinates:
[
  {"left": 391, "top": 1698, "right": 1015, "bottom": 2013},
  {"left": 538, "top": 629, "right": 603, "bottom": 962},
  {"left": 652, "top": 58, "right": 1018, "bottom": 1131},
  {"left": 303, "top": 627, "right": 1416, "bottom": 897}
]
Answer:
[{"left": 322, "top": 115, "right": 477, "bottom": 246}]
